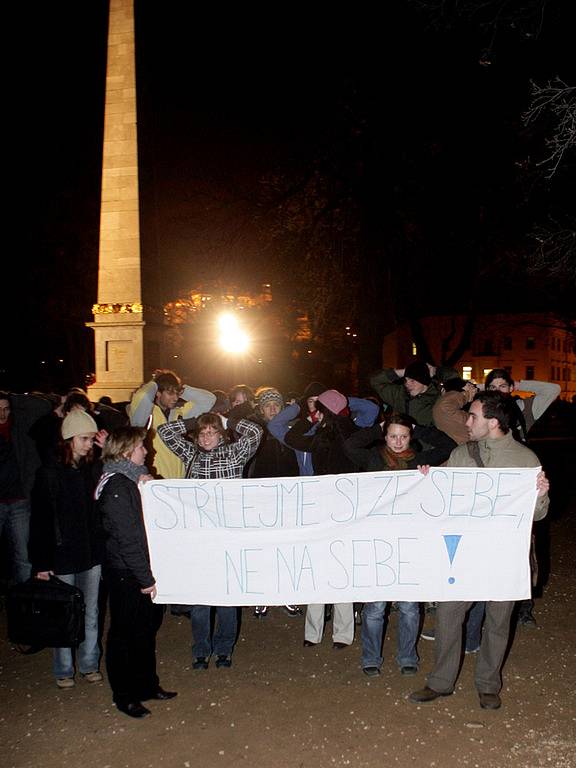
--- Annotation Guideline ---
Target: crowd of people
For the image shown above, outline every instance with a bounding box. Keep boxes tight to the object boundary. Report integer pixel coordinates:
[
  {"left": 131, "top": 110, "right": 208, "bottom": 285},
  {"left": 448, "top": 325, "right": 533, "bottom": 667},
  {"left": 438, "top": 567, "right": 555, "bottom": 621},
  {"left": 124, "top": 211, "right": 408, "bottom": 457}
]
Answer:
[{"left": 0, "top": 363, "right": 558, "bottom": 717}]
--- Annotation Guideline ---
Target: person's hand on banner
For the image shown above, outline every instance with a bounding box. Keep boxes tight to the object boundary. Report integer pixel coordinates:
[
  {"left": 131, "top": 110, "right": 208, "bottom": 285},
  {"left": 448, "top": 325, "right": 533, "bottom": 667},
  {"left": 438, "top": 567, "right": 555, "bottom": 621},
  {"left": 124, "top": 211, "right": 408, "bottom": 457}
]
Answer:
[{"left": 536, "top": 470, "right": 549, "bottom": 497}]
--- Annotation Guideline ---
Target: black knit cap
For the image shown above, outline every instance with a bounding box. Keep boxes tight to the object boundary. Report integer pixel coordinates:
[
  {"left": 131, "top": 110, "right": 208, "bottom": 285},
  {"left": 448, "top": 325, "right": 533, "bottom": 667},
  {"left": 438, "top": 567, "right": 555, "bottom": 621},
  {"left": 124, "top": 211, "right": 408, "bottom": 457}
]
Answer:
[
  {"left": 303, "top": 381, "right": 327, "bottom": 399},
  {"left": 404, "top": 362, "right": 431, "bottom": 386}
]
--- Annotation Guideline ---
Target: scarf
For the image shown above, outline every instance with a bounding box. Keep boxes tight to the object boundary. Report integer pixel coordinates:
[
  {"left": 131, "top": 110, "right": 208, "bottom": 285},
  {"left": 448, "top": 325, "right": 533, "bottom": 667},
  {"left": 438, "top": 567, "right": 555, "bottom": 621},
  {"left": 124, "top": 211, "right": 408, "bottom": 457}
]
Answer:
[
  {"left": 380, "top": 445, "right": 416, "bottom": 470},
  {"left": 102, "top": 458, "right": 148, "bottom": 483},
  {"left": 95, "top": 459, "right": 149, "bottom": 499}
]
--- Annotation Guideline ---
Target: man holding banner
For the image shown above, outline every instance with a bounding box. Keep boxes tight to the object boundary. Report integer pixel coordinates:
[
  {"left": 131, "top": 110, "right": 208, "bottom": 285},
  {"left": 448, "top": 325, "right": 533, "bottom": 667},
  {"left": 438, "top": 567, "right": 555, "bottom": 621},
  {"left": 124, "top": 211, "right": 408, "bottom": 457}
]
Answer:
[{"left": 409, "top": 391, "right": 550, "bottom": 711}]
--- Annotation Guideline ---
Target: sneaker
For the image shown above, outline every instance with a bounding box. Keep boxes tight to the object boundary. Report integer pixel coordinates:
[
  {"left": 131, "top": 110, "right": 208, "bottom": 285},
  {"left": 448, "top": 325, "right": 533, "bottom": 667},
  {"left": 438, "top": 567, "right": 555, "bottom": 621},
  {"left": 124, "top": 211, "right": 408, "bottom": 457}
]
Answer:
[
  {"left": 56, "top": 677, "right": 75, "bottom": 689},
  {"left": 253, "top": 606, "right": 268, "bottom": 617},
  {"left": 283, "top": 605, "right": 302, "bottom": 616},
  {"left": 215, "top": 655, "right": 232, "bottom": 668},
  {"left": 400, "top": 665, "right": 418, "bottom": 676},
  {"left": 82, "top": 671, "right": 103, "bottom": 683},
  {"left": 465, "top": 646, "right": 480, "bottom": 655},
  {"left": 420, "top": 628, "right": 435, "bottom": 641},
  {"left": 192, "top": 657, "right": 209, "bottom": 670}
]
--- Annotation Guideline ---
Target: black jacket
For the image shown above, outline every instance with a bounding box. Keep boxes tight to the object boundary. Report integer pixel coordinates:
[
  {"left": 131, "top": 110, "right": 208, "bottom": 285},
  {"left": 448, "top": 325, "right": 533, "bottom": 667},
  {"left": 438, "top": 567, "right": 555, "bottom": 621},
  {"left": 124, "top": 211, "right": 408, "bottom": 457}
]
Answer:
[
  {"left": 245, "top": 415, "right": 300, "bottom": 478},
  {"left": 98, "top": 473, "right": 155, "bottom": 588},
  {"left": 284, "top": 414, "right": 358, "bottom": 476},
  {"left": 29, "top": 460, "right": 103, "bottom": 574},
  {"left": 343, "top": 423, "right": 456, "bottom": 472}
]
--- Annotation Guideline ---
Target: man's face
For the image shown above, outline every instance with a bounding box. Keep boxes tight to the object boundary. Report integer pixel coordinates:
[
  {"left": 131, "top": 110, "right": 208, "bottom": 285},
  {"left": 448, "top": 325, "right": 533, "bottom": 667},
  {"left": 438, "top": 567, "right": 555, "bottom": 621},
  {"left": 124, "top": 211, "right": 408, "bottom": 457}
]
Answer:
[
  {"left": 466, "top": 400, "right": 492, "bottom": 441},
  {"left": 156, "top": 387, "right": 179, "bottom": 411},
  {"left": 261, "top": 401, "right": 281, "bottom": 422},
  {"left": 198, "top": 426, "right": 221, "bottom": 451},
  {"left": 487, "top": 377, "right": 512, "bottom": 395},
  {"left": 0, "top": 399, "right": 10, "bottom": 424},
  {"left": 404, "top": 377, "right": 427, "bottom": 397}
]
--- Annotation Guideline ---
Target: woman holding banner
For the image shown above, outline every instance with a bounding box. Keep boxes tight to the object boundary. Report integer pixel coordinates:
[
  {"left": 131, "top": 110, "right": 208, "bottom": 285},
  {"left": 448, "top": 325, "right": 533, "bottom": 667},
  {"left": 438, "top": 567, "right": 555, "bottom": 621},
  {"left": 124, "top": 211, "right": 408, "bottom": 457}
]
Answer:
[
  {"left": 344, "top": 413, "right": 455, "bottom": 677},
  {"left": 96, "top": 427, "right": 177, "bottom": 718},
  {"left": 157, "top": 408, "right": 262, "bottom": 669}
]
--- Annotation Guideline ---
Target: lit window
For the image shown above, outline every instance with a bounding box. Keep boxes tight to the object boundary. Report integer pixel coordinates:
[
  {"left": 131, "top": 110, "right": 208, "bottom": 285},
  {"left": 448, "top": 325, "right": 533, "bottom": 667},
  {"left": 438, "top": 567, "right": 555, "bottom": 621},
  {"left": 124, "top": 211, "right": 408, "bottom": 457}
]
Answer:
[
  {"left": 462, "top": 365, "right": 472, "bottom": 380},
  {"left": 412, "top": 343, "right": 417, "bottom": 356},
  {"left": 483, "top": 369, "right": 492, "bottom": 379}
]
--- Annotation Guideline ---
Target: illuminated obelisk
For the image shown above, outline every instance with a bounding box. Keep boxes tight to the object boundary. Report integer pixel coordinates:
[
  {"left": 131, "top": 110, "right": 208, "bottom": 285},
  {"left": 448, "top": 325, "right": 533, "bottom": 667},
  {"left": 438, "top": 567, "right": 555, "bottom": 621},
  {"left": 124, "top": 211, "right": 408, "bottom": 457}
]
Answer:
[{"left": 87, "top": 0, "right": 147, "bottom": 401}]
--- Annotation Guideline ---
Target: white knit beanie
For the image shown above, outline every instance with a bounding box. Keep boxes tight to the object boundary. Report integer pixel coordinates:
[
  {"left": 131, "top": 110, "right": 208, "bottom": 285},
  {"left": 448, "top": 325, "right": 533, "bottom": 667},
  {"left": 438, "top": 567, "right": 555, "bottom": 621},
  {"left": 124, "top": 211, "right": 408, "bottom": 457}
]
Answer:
[{"left": 61, "top": 410, "right": 98, "bottom": 439}]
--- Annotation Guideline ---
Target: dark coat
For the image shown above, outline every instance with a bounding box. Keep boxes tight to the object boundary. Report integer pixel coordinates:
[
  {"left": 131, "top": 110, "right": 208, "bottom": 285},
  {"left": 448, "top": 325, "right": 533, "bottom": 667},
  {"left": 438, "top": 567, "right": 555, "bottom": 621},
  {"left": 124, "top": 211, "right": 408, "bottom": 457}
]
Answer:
[
  {"left": 343, "top": 423, "right": 456, "bottom": 472},
  {"left": 29, "top": 460, "right": 103, "bottom": 574},
  {"left": 284, "top": 414, "right": 358, "bottom": 476},
  {"left": 245, "top": 415, "right": 300, "bottom": 479},
  {"left": 98, "top": 473, "right": 155, "bottom": 588},
  {"left": 4, "top": 394, "right": 52, "bottom": 498}
]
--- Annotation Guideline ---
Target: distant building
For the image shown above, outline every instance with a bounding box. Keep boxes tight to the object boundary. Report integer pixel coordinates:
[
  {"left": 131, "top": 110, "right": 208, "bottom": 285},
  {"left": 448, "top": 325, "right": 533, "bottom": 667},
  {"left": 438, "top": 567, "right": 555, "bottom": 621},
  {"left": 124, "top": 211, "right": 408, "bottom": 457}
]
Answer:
[{"left": 383, "top": 313, "right": 575, "bottom": 401}]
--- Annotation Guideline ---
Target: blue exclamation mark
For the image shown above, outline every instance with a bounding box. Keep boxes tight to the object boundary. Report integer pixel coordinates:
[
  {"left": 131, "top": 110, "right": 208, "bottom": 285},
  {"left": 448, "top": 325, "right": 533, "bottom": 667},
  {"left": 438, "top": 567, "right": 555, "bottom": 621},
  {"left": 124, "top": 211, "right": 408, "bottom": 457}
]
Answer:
[{"left": 443, "top": 535, "right": 462, "bottom": 584}]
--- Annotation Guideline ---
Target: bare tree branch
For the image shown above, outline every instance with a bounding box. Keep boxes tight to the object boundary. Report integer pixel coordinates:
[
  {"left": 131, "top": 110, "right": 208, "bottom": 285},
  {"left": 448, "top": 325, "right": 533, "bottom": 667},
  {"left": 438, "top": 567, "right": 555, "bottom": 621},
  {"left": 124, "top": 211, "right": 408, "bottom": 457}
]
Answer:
[{"left": 523, "top": 78, "right": 576, "bottom": 178}]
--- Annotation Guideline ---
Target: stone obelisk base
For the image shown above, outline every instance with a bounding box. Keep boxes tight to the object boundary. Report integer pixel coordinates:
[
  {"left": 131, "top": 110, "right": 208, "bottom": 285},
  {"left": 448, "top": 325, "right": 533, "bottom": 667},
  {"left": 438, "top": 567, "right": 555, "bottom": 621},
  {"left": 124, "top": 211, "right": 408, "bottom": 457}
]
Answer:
[{"left": 87, "top": 314, "right": 145, "bottom": 402}]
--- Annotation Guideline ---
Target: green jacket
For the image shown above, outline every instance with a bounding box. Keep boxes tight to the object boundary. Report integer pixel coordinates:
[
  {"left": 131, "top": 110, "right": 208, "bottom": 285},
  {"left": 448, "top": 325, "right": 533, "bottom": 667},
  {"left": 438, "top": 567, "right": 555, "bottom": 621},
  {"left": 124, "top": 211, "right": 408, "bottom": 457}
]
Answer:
[{"left": 370, "top": 368, "right": 443, "bottom": 427}]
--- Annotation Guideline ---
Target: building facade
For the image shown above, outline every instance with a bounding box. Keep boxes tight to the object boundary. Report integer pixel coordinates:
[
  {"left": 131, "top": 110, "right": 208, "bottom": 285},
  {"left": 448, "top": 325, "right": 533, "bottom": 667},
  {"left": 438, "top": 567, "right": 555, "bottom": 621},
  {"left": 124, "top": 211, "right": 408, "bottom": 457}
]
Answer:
[{"left": 382, "top": 313, "right": 575, "bottom": 401}]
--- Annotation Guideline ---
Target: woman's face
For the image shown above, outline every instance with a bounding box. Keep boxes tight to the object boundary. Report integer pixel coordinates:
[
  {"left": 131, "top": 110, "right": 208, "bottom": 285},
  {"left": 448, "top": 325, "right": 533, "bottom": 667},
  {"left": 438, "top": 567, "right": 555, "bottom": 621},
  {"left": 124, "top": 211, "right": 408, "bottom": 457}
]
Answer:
[
  {"left": 71, "top": 433, "right": 96, "bottom": 461},
  {"left": 231, "top": 391, "right": 248, "bottom": 408},
  {"left": 385, "top": 424, "right": 411, "bottom": 454},
  {"left": 306, "top": 396, "right": 318, "bottom": 413},
  {"left": 127, "top": 440, "right": 147, "bottom": 465},
  {"left": 198, "top": 426, "right": 220, "bottom": 451}
]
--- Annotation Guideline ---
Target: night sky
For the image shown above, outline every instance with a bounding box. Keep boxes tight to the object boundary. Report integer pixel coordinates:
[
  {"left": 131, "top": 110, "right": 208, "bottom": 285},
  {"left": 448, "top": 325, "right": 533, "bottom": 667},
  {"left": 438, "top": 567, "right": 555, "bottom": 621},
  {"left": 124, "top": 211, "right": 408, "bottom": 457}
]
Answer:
[{"left": 5, "top": 0, "right": 572, "bottom": 393}]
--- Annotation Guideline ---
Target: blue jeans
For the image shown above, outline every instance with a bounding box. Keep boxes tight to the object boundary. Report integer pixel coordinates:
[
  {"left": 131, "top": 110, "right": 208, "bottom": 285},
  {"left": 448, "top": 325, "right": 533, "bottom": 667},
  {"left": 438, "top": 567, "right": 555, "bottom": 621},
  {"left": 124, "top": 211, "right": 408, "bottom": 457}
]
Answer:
[
  {"left": 361, "top": 601, "right": 420, "bottom": 669},
  {"left": 53, "top": 566, "right": 102, "bottom": 679},
  {"left": 190, "top": 606, "right": 237, "bottom": 658},
  {"left": 0, "top": 499, "right": 32, "bottom": 583},
  {"left": 465, "top": 601, "right": 485, "bottom": 652}
]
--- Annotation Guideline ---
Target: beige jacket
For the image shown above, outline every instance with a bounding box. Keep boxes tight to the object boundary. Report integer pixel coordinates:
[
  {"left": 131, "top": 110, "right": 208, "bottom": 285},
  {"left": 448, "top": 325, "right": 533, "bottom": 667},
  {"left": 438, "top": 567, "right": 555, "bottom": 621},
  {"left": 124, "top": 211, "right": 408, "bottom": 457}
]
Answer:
[{"left": 432, "top": 391, "right": 469, "bottom": 445}]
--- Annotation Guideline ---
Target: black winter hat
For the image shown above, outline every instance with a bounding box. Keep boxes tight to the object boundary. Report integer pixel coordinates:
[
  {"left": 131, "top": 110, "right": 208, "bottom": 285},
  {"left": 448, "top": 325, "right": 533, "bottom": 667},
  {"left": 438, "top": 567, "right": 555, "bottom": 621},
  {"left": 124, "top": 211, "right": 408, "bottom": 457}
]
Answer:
[
  {"left": 404, "top": 362, "right": 431, "bottom": 386},
  {"left": 303, "top": 381, "right": 327, "bottom": 399}
]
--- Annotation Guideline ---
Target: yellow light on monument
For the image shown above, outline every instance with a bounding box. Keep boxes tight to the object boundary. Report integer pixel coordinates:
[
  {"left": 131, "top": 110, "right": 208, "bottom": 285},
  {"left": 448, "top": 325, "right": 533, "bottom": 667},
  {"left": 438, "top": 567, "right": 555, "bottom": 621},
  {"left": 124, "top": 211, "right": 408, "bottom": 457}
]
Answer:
[{"left": 218, "top": 313, "right": 250, "bottom": 354}]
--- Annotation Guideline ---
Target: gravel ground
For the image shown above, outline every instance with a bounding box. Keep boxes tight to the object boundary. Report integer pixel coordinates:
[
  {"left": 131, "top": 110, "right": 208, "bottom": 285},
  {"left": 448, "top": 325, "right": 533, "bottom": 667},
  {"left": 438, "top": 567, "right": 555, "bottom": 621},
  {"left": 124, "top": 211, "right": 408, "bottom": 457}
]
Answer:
[{"left": 1, "top": 439, "right": 574, "bottom": 768}]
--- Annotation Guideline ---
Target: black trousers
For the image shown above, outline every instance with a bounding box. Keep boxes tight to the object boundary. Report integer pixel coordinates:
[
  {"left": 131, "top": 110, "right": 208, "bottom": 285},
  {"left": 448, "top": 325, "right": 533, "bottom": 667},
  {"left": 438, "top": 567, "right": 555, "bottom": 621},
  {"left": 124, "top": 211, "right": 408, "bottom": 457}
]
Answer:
[{"left": 104, "top": 569, "right": 164, "bottom": 705}]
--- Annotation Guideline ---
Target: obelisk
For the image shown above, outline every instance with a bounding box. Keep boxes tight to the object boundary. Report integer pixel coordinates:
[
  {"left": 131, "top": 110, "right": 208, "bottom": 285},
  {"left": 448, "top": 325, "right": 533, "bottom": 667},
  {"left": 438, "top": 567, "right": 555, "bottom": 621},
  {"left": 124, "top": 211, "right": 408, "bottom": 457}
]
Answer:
[{"left": 87, "top": 0, "right": 147, "bottom": 402}]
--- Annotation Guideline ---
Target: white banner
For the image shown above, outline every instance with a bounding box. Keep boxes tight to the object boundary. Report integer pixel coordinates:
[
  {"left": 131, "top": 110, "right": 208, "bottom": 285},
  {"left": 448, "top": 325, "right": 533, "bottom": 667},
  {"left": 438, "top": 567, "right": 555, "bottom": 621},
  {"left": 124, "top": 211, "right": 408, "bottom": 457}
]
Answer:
[{"left": 141, "top": 467, "right": 539, "bottom": 606}]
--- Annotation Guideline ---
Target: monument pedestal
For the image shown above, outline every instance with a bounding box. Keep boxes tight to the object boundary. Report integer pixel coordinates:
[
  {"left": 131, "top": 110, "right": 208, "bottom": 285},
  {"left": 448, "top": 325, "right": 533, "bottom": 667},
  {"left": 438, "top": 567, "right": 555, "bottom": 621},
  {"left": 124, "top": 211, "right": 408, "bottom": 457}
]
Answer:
[{"left": 87, "top": 311, "right": 145, "bottom": 402}]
